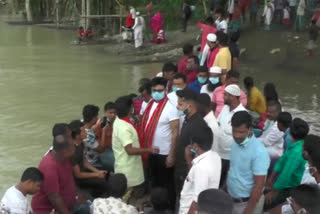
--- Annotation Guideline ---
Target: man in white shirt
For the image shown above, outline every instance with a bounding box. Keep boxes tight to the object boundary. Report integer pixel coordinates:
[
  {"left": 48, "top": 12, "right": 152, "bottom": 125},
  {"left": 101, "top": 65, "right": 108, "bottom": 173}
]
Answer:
[
  {"left": 1, "top": 167, "right": 43, "bottom": 214},
  {"left": 139, "top": 77, "right": 180, "bottom": 209},
  {"left": 197, "top": 93, "right": 221, "bottom": 152},
  {"left": 259, "top": 100, "right": 283, "bottom": 170},
  {"left": 179, "top": 126, "right": 221, "bottom": 214},
  {"left": 217, "top": 84, "right": 247, "bottom": 187}
]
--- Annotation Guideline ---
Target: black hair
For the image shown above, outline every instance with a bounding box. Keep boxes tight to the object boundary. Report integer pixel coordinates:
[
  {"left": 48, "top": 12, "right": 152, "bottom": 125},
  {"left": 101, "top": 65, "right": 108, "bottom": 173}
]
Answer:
[
  {"left": 176, "top": 88, "right": 198, "bottom": 102},
  {"left": 52, "top": 123, "right": 69, "bottom": 137},
  {"left": 189, "top": 55, "right": 200, "bottom": 66},
  {"left": 192, "top": 126, "right": 213, "bottom": 151},
  {"left": 217, "top": 31, "right": 228, "bottom": 46},
  {"left": 277, "top": 112, "right": 292, "bottom": 129},
  {"left": 150, "top": 187, "right": 169, "bottom": 210},
  {"left": 109, "top": 173, "right": 128, "bottom": 198},
  {"left": 198, "top": 189, "right": 233, "bottom": 214},
  {"left": 198, "top": 66, "right": 209, "bottom": 74},
  {"left": 53, "top": 135, "right": 71, "bottom": 152},
  {"left": 138, "top": 79, "right": 152, "bottom": 95},
  {"left": 79, "top": 26, "right": 84, "bottom": 30},
  {"left": 183, "top": 43, "right": 194, "bottom": 55},
  {"left": 304, "top": 135, "right": 320, "bottom": 170},
  {"left": 243, "top": 76, "right": 254, "bottom": 88},
  {"left": 162, "top": 62, "right": 178, "bottom": 73},
  {"left": 290, "top": 118, "right": 309, "bottom": 140},
  {"left": 264, "top": 83, "right": 279, "bottom": 102},
  {"left": 226, "top": 70, "right": 240, "bottom": 80},
  {"left": 205, "top": 16, "right": 214, "bottom": 25},
  {"left": 82, "top": 104, "right": 99, "bottom": 123},
  {"left": 115, "top": 95, "right": 133, "bottom": 119},
  {"left": 21, "top": 167, "right": 44, "bottom": 183},
  {"left": 312, "top": 19, "right": 317, "bottom": 25},
  {"left": 173, "top": 73, "right": 187, "bottom": 83},
  {"left": 230, "top": 31, "right": 240, "bottom": 42},
  {"left": 267, "top": 100, "right": 282, "bottom": 113},
  {"left": 139, "top": 78, "right": 151, "bottom": 87},
  {"left": 290, "top": 184, "right": 320, "bottom": 214},
  {"left": 104, "top": 102, "right": 116, "bottom": 112},
  {"left": 231, "top": 111, "right": 252, "bottom": 129},
  {"left": 69, "top": 120, "right": 84, "bottom": 139},
  {"left": 215, "top": 8, "right": 225, "bottom": 17},
  {"left": 197, "top": 93, "right": 211, "bottom": 108},
  {"left": 151, "top": 77, "right": 168, "bottom": 88}
]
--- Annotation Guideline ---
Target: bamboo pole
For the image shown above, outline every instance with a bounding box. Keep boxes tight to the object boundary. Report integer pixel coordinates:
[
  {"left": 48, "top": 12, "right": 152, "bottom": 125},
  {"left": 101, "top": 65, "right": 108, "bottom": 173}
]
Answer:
[
  {"left": 86, "top": 0, "right": 90, "bottom": 29},
  {"left": 56, "top": 0, "right": 60, "bottom": 28}
]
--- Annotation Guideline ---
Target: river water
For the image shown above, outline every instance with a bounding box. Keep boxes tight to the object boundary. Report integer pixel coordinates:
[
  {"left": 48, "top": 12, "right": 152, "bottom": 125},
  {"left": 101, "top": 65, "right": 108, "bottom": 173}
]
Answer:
[{"left": 0, "top": 20, "right": 319, "bottom": 195}]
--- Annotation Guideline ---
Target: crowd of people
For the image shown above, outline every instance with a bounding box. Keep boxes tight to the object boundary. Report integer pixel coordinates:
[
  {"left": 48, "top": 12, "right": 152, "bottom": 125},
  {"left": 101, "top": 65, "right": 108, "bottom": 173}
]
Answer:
[{"left": 1, "top": 1, "right": 320, "bottom": 214}]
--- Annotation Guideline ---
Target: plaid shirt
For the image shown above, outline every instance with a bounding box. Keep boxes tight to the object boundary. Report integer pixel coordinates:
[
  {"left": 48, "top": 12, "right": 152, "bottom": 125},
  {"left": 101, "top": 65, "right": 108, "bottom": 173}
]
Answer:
[{"left": 83, "top": 128, "right": 99, "bottom": 165}]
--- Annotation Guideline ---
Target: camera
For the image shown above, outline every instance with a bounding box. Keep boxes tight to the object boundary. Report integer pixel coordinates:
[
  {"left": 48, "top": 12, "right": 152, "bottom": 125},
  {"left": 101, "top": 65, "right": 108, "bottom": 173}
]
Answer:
[{"left": 100, "top": 117, "right": 111, "bottom": 128}]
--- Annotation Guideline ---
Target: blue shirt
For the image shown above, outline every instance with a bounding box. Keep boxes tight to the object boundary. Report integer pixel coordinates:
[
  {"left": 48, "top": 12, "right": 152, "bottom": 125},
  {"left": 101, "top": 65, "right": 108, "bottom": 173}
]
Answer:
[
  {"left": 227, "top": 136, "right": 270, "bottom": 198},
  {"left": 283, "top": 128, "right": 293, "bottom": 151},
  {"left": 188, "top": 80, "right": 204, "bottom": 94}
]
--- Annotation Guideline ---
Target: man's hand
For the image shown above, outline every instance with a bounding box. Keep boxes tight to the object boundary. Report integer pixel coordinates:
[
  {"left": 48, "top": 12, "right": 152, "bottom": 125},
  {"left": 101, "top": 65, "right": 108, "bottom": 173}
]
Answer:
[
  {"left": 243, "top": 207, "right": 253, "bottom": 214},
  {"left": 265, "top": 190, "right": 276, "bottom": 205},
  {"left": 149, "top": 147, "right": 160, "bottom": 154},
  {"left": 166, "top": 154, "right": 175, "bottom": 168},
  {"left": 95, "top": 171, "right": 107, "bottom": 179}
]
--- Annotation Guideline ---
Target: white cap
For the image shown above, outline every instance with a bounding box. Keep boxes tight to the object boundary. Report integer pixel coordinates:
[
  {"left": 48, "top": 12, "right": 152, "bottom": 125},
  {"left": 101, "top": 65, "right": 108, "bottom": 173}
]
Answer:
[
  {"left": 136, "top": 11, "right": 140, "bottom": 16},
  {"left": 207, "top": 34, "right": 217, "bottom": 42},
  {"left": 225, "top": 84, "right": 241, "bottom": 97},
  {"left": 210, "top": 66, "right": 222, "bottom": 74}
]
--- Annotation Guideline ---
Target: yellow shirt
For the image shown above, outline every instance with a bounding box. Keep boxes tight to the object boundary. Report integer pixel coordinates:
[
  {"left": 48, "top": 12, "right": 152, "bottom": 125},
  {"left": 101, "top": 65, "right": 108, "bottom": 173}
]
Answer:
[
  {"left": 213, "top": 47, "right": 232, "bottom": 71},
  {"left": 248, "top": 87, "right": 267, "bottom": 115},
  {"left": 112, "top": 117, "right": 144, "bottom": 187}
]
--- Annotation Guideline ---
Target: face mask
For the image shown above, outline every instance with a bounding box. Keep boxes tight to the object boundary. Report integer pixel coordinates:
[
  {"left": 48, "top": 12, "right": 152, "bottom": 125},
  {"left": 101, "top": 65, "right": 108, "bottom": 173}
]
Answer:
[
  {"left": 172, "top": 87, "right": 183, "bottom": 92},
  {"left": 190, "top": 148, "right": 197, "bottom": 155},
  {"left": 152, "top": 91, "right": 165, "bottom": 101},
  {"left": 239, "top": 137, "right": 250, "bottom": 146},
  {"left": 198, "top": 77, "right": 207, "bottom": 84},
  {"left": 178, "top": 105, "right": 189, "bottom": 117},
  {"left": 209, "top": 77, "right": 219, "bottom": 84}
]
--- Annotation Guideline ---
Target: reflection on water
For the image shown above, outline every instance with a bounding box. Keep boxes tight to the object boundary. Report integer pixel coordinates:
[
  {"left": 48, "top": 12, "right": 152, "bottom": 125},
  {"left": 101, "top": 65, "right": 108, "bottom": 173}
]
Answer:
[{"left": 0, "top": 21, "right": 319, "bottom": 196}]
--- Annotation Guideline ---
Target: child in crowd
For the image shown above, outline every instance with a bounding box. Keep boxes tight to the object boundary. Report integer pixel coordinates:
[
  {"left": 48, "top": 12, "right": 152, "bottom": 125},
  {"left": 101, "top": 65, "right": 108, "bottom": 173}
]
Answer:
[
  {"left": 283, "top": 2, "right": 291, "bottom": 25},
  {"left": 277, "top": 112, "right": 293, "bottom": 151},
  {"left": 77, "top": 26, "right": 85, "bottom": 41},
  {"left": 306, "top": 20, "right": 319, "bottom": 57},
  {"left": 1, "top": 167, "right": 44, "bottom": 213}
]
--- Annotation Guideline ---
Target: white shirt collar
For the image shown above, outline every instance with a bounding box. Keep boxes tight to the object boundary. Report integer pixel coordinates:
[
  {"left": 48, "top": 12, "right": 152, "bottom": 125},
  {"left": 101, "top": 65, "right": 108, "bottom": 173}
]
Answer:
[{"left": 192, "top": 151, "right": 212, "bottom": 165}]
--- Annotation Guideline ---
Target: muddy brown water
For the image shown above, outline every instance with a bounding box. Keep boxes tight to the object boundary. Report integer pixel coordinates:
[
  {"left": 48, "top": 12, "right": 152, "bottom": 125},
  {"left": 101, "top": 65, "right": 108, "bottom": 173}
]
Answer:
[{"left": 0, "top": 20, "right": 319, "bottom": 196}]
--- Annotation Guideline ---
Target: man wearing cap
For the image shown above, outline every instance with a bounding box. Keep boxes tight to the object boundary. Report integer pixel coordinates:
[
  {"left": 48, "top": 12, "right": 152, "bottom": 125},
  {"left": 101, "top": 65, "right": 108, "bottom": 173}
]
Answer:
[
  {"left": 200, "top": 66, "right": 222, "bottom": 99},
  {"left": 200, "top": 34, "right": 219, "bottom": 70},
  {"left": 217, "top": 84, "right": 247, "bottom": 187}
]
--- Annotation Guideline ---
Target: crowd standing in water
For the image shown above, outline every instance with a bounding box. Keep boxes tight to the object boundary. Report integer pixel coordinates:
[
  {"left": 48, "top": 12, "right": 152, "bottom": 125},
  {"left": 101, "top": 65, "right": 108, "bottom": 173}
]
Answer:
[{"left": 1, "top": 1, "right": 320, "bottom": 214}]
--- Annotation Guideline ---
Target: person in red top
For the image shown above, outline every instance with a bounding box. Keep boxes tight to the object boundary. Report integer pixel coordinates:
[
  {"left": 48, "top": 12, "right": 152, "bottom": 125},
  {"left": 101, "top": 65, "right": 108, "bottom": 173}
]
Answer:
[
  {"left": 77, "top": 26, "right": 85, "bottom": 42},
  {"left": 178, "top": 44, "right": 198, "bottom": 84},
  {"left": 197, "top": 17, "right": 217, "bottom": 59},
  {"left": 84, "top": 27, "right": 94, "bottom": 40},
  {"left": 31, "top": 124, "right": 90, "bottom": 214},
  {"left": 206, "top": 34, "right": 219, "bottom": 69}
]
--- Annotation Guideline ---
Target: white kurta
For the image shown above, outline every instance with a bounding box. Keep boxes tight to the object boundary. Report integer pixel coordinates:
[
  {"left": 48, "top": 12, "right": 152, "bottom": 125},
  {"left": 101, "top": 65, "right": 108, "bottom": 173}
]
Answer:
[
  {"left": 132, "top": 16, "right": 145, "bottom": 48},
  {"left": 263, "top": 2, "right": 275, "bottom": 25}
]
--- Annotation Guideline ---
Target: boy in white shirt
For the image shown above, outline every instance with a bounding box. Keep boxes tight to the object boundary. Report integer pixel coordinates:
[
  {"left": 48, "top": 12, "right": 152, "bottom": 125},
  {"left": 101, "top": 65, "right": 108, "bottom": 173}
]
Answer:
[{"left": 1, "top": 167, "right": 43, "bottom": 214}]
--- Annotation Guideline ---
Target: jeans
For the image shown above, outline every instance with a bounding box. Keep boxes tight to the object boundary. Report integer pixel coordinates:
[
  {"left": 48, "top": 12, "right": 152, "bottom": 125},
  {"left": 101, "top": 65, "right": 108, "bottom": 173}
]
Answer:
[{"left": 98, "top": 148, "right": 115, "bottom": 172}]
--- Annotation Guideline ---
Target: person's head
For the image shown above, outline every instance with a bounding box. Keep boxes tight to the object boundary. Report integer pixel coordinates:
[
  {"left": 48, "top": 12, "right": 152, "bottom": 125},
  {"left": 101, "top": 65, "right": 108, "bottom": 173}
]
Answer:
[
  {"left": 266, "top": 100, "right": 282, "bottom": 121},
  {"left": 207, "top": 66, "right": 222, "bottom": 88},
  {"left": 197, "top": 66, "right": 209, "bottom": 85},
  {"left": 207, "top": 33, "right": 217, "bottom": 49},
  {"left": 183, "top": 43, "right": 194, "bottom": 57},
  {"left": 79, "top": 26, "right": 84, "bottom": 31},
  {"left": 150, "top": 187, "right": 169, "bottom": 211},
  {"left": 230, "top": 31, "right": 240, "bottom": 43},
  {"left": 20, "top": 167, "right": 44, "bottom": 195},
  {"left": 69, "top": 120, "right": 86, "bottom": 142},
  {"left": 82, "top": 104, "right": 99, "bottom": 126},
  {"left": 52, "top": 134, "right": 75, "bottom": 161},
  {"left": 104, "top": 102, "right": 117, "bottom": 122},
  {"left": 225, "top": 70, "right": 240, "bottom": 86},
  {"left": 172, "top": 73, "right": 187, "bottom": 92},
  {"left": 289, "top": 118, "right": 309, "bottom": 142},
  {"left": 187, "top": 55, "right": 199, "bottom": 71},
  {"left": 176, "top": 88, "right": 198, "bottom": 117},
  {"left": 231, "top": 111, "right": 252, "bottom": 145},
  {"left": 52, "top": 123, "right": 71, "bottom": 138},
  {"left": 217, "top": 31, "right": 228, "bottom": 47},
  {"left": 277, "top": 112, "right": 292, "bottom": 132},
  {"left": 303, "top": 134, "right": 320, "bottom": 163},
  {"left": 215, "top": 8, "right": 225, "bottom": 20},
  {"left": 191, "top": 126, "right": 213, "bottom": 155},
  {"left": 151, "top": 77, "right": 167, "bottom": 102},
  {"left": 139, "top": 79, "right": 152, "bottom": 103},
  {"left": 243, "top": 76, "right": 254, "bottom": 91},
  {"left": 115, "top": 95, "right": 133, "bottom": 119},
  {"left": 162, "top": 62, "right": 178, "bottom": 82},
  {"left": 224, "top": 84, "right": 241, "bottom": 106},
  {"left": 197, "top": 93, "right": 212, "bottom": 117},
  {"left": 205, "top": 16, "right": 214, "bottom": 26},
  {"left": 109, "top": 173, "right": 128, "bottom": 198},
  {"left": 288, "top": 184, "right": 320, "bottom": 214},
  {"left": 198, "top": 189, "right": 233, "bottom": 214},
  {"left": 311, "top": 19, "right": 316, "bottom": 26},
  {"left": 264, "top": 82, "right": 279, "bottom": 102}
]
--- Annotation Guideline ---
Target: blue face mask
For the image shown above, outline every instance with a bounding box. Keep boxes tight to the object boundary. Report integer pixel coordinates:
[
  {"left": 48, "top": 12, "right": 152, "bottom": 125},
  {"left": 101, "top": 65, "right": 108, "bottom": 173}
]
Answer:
[
  {"left": 209, "top": 77, "right": 219, "bottom": 84},
  {"left": 172, "top": 87, "right": 183, "bottom": 92},
  {"left": 198, "top": 77, "right": 207, "bottom": 84},
  {"left": 152, "top": 91, "right": 165, "bottom": 101}
]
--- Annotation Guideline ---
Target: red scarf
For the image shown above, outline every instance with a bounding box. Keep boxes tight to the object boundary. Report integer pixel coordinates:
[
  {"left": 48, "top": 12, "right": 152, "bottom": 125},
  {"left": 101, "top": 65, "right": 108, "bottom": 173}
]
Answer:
[{"left": 139, "top": 97, "right": 168, "bottom": 161}]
